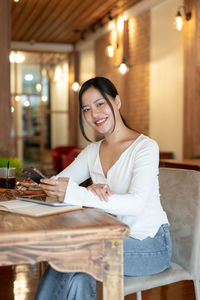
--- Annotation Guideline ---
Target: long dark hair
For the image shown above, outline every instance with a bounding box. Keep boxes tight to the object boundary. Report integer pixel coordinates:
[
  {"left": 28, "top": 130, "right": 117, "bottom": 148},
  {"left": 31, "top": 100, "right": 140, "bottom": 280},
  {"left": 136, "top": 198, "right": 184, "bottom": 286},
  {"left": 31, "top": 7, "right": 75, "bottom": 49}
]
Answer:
[{"left": 78, "top": 77, "right": 128, "bottom": 142}]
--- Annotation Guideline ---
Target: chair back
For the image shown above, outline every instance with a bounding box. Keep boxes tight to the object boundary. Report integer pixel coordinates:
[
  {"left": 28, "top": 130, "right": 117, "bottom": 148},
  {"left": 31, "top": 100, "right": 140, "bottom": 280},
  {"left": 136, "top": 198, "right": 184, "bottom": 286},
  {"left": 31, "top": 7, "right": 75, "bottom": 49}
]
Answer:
[
  {"left": 159, "top": 168, "right": 200, "bottom": 277},
  {"left": 53, "top": 146, "right": 81, "bottom": 172}
]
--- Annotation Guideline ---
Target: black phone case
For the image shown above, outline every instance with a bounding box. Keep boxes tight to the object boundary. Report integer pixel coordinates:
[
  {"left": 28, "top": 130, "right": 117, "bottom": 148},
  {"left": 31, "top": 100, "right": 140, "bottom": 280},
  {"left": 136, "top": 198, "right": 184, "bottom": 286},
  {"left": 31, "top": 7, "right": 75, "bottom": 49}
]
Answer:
[{"left": 23, "top": 168, "right": 46, "bottom": 184}]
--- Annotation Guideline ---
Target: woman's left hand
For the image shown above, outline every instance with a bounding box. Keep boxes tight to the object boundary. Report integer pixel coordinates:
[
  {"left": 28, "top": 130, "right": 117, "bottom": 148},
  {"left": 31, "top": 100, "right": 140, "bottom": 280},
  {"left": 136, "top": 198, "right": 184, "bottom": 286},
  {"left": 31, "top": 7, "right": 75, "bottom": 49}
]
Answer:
[
  {"left": 87, "top": 183, "right": 113, "bottom": 202},
  {"left": 40, "top": 177, "right": 69, "bottom": 203}
]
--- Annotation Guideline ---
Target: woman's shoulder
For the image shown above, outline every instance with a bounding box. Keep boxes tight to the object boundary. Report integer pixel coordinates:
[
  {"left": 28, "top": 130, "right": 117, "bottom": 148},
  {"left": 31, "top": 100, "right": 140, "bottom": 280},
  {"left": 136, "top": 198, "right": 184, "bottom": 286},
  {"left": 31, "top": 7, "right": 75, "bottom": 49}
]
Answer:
[
  {"left": 132, "top": 134, "right": 159, "bottom": 155},
  {"left": 138, "top": 134, "right": 158, "bottom": 146},
  {"left": 82, "top": 140, "right": 102, "bottom": 154}
]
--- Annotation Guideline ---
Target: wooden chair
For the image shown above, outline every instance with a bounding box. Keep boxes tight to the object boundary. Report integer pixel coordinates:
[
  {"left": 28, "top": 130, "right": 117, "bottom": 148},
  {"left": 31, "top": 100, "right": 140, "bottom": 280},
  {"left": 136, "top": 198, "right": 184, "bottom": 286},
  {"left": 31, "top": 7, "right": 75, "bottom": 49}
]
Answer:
[{"left": 124, "top": 168, "right": 200, "bottom": 300}]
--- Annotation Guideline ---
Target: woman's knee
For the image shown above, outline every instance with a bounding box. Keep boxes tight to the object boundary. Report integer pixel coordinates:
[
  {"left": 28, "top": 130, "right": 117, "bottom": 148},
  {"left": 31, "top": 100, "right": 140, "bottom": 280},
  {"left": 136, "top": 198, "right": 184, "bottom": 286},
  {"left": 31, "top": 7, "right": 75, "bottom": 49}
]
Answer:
[
  {"left": 123, "top": 224, "right": 172, "bottom": 276},
  {"left": 67, "top": 273, "right": 96, "bottom": 299},
  {"left": 71, "top": 273, "right": 96, "bottom": 289}
]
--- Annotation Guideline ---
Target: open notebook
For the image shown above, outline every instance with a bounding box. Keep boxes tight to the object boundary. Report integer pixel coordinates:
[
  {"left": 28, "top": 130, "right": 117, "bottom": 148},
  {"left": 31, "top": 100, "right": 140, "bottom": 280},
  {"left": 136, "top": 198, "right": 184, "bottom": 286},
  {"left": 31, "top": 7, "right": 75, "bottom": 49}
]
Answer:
[{"left": 0, "top": 199, "right": 82, "bottom": 217}]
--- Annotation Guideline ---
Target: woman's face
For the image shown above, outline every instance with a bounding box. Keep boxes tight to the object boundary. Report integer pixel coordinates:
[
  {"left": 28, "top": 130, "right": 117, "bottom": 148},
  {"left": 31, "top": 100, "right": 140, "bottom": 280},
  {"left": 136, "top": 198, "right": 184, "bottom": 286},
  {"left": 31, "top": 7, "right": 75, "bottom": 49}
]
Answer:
[{"left": 81, "top": 87, "right": 120, "bottom": 136}]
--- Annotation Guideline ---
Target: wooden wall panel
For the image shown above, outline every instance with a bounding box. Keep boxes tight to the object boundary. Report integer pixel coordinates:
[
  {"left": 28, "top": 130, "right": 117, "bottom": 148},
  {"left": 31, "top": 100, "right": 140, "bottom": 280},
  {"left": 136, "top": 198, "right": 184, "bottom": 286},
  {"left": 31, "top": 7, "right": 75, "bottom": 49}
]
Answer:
[
  {"left": 184, "top": 0, "right": 200, "bottom": 158},
  {"left": 68, "top": 51, "right": 79, "bottom": 145},
  {"left": 0, "top": 0, "right": 11, "bottom": 157},
  {"left": 194, "top": 0, "right": 200, "bottom": 157}
]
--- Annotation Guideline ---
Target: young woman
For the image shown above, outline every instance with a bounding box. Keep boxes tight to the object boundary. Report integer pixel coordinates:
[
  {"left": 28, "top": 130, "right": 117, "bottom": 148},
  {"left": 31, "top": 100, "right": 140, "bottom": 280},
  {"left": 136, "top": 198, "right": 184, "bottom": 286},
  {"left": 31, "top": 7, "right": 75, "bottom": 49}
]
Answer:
[{"left": 35, "top": 77, "right": 172, "bottom": 300}]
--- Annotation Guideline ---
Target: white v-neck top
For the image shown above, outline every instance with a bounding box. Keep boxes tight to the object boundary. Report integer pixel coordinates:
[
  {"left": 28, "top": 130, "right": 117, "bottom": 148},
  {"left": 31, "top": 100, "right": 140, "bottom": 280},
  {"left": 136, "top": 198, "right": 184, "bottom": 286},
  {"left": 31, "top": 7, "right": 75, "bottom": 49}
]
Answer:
[{"left": 55, "top": 134, "right": 168, "bottom": 240}]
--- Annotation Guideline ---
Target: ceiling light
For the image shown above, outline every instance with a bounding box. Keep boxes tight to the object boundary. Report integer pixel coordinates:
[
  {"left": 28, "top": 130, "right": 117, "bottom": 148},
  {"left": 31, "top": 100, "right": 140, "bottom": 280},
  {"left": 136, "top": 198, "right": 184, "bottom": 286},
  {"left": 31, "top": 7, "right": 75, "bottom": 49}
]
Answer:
[
  {"left": 108, "top": 21, "right": 115, "bottom": 31},
  {"left": 9, "top": 52, "right": 25, "bottom": 64},
  {"left": 9, "top": 53, "right": 16, "bottom": 63},
  {"left": 36, "top": 83, "right": 42, "bottom": 92},
  {"left": 112, "top": 29, "right": 118, "bottom": 47},
  {"left": 15, "top": 95, "right": 21, "bottom": 102},
  {"left": 24, "top": 74, "right": 34, "bottom": 81},
  {"left": 106, "top": 44, "right": 114, "bottom": 58},
  {"left": 118, "top": 57, "right": 131, "bottom": 74},
  {"left": 41, "top": 96, "right": 48, "bottom": 102},
  {"left": 175, "top": 6, "right": 192, "bottom": 31},
  {"left": 15, "top": 53, "right": 25, "bottom": 63},
  {"left": 175, "top": 11, "right": 184, "bottom": 31},
  {"left": 24, "top": 100, "right": 30, "bottom": 107},
  {"left": 72, "top": 81, "right": 80, "bottom": 92},
  {"left": 117, "top": 17, "right": 124, "bottom": 33},
  {"left": 119, "top": 62, "right": 128, "bottom": 75},
  {"left": 117, "top": 20, "right": 132, "bottom": 75}
]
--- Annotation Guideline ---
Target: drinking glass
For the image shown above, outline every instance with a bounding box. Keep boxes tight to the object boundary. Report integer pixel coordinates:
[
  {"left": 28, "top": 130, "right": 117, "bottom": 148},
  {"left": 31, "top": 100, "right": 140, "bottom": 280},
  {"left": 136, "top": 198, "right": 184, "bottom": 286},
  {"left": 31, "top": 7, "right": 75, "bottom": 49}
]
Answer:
[{"left": 0, "top": 168, "right": 16, "bottom": 189}]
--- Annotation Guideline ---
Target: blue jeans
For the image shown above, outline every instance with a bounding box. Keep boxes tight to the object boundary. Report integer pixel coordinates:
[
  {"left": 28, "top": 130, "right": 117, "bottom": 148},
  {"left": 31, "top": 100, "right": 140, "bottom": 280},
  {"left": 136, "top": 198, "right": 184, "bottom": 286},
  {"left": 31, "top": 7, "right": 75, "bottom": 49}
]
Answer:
[{"left": 34, "top": 224, "right": 172, "bottom": 300}]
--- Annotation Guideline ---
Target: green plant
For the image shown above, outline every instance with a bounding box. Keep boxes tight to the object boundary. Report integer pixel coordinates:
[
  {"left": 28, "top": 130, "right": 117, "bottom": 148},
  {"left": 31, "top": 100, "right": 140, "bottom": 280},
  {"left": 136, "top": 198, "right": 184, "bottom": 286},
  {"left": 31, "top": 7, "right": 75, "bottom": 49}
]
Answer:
[{"left": 0, "top": 156, "right": 22, "bottom": 175}]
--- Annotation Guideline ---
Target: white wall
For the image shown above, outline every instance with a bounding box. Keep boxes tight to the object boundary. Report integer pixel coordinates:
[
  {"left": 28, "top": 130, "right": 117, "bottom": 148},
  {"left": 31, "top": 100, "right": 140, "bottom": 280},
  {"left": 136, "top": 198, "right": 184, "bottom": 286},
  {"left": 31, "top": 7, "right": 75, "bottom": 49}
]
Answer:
[
  {"left": 149, "top": 0, "right": 184, "bottom": 158},
  {"left": 51, "top": 61, "right": 69, "bottom": 148}
]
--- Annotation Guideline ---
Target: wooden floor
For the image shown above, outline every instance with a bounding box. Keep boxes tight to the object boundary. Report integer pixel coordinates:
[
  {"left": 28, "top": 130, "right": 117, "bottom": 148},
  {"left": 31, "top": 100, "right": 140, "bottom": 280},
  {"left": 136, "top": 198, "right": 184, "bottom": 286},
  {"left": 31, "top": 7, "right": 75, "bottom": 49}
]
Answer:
[{"left": 0, "top": 264, "right": 196, "bottom": 300}]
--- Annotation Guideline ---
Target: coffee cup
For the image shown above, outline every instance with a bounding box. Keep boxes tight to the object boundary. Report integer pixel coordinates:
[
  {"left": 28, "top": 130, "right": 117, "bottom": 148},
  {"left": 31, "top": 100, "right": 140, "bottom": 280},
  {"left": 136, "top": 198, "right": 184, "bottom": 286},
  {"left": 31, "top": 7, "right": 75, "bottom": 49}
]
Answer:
[{"left": 0, "top": 168, "right": 16, "bottom": 189}]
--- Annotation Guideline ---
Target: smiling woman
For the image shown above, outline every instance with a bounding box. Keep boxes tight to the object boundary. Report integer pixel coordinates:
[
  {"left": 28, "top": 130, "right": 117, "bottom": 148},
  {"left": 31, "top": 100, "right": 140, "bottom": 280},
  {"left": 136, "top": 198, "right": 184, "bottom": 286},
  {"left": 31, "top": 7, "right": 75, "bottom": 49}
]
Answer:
[
  {"left": 78, "top": 77, "right": 120, "bottom": 142},
  {"left": 35, "top": 77, "right": 172, "bottom": 300},
  {"left": 81, "top": 88, "right": 118, "bottom": 136}
]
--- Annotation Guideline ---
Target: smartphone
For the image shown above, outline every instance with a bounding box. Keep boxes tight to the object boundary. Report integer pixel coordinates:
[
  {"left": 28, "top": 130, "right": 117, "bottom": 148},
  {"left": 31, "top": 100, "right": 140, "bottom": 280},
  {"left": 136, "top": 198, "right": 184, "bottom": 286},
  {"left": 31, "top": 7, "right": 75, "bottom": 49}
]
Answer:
[{"left": 23, "top": 168, "right": 46, "bottom": 184}]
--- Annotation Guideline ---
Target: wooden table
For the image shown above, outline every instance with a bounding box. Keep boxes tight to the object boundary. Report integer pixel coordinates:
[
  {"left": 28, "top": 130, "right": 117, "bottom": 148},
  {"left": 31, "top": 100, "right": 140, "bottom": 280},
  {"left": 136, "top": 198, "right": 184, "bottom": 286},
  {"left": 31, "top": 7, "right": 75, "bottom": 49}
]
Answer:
[
  {"left": 160, "top": 159, "right": 200, "bottom": 171},
  {"left": 0, "top": 208, "right": 129, "bottom": 300}
]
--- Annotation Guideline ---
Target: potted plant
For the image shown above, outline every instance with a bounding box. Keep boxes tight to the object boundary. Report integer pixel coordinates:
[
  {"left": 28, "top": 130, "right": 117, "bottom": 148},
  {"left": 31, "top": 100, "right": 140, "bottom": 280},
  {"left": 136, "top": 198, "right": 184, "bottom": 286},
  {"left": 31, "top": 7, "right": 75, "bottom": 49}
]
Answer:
[{"left": 0, "top": 156, "right": 22, "bottom": 176}]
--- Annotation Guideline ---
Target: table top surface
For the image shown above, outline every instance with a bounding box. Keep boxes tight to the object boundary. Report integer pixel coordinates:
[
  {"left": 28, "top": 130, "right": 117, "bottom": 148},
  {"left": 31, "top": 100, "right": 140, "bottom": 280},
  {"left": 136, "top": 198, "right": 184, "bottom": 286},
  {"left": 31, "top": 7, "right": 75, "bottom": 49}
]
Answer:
[
  {"left": 160, "top": 158, "right": 200, "bottom": 166},
  {"left": 0, "top": 207, "right": 130, "bottom": 245}
]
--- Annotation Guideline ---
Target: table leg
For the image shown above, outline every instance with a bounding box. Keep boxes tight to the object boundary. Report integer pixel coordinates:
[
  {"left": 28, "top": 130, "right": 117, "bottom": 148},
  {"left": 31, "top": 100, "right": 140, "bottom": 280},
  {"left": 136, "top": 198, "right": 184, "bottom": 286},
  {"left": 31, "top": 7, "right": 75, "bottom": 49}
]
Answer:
[
  {"left": 97, "top": 281, "right": 103, "bottom": 300},
  {"left": 102, "top": 239, "right": 124, "bottom": 300}
]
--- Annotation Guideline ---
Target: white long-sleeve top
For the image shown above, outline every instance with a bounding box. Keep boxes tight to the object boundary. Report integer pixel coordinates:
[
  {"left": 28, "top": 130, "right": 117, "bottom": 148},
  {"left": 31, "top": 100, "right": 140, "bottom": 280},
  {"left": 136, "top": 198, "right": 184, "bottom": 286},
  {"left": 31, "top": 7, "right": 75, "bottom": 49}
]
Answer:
[{"left": 55, "top": 134, "right": 168, "bottom": 240}]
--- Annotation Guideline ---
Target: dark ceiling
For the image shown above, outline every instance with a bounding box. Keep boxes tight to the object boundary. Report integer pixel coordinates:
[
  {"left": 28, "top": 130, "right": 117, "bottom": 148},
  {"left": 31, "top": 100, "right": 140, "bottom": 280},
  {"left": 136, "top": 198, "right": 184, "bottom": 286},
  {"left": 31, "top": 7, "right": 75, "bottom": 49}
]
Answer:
[{"left": 11, "top": 0, "right": 143, "bottom": 44}]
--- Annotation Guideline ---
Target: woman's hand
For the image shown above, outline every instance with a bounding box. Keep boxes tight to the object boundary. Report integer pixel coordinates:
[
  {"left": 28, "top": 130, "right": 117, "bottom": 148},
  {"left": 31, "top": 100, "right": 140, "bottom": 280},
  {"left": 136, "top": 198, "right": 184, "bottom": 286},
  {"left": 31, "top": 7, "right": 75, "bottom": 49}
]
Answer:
[
  {"left": 87, "top": 183, "right": 113, "bottom": 202},
  {"left": 40, "top": 177, "right": 69, "bottom": 203}
]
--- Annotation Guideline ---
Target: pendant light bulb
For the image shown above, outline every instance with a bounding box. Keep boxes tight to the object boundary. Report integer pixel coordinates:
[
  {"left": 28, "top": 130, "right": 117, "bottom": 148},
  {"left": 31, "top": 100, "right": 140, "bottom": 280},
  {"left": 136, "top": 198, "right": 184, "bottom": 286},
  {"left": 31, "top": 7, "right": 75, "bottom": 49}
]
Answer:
[
  {"left": 36, "top": 83, "right": 42, "bottom": 92},
  {"left": 72, "top": 81, "right": 80, "bottom": 92},
  {"left": 175, "top": 11, "right": 184, "bottom": 31},
  {"left": 106, "top": 44, "right": 114, "bottom": 57},
  {"left": 174, "top": 6, "right": 191, "bottom": 32},
  {"left": 119, "top": 57, "right": 129, "bottom": 74},
  {"left": 41, "top": 96, "right": 48, "bottom": 102}
]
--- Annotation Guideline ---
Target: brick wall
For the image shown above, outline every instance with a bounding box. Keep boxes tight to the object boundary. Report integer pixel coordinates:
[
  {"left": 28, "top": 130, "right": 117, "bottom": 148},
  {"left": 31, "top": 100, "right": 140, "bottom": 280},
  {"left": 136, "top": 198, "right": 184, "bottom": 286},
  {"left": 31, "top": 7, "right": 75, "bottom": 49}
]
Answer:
[{"left": 95, "top": 11, "right": 150, "bottom": 135}]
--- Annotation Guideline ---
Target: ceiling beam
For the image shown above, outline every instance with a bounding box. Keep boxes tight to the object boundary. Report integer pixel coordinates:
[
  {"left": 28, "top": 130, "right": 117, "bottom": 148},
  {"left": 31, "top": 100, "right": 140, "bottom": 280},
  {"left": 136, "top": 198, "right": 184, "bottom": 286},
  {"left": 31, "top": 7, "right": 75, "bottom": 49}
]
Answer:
[{"left": 11, "top": 41, "right": 73, "bottom": 53}]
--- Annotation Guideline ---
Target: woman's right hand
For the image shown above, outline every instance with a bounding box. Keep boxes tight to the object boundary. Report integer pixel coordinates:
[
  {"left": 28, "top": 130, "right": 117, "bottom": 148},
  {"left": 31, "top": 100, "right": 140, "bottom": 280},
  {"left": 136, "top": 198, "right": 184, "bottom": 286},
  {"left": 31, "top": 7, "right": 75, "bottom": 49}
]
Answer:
[
  {"left": 40, "top": 177, "right": 69, "bottom": 203},
  {"left": 87, "top": 183, "right": 113, "bottom": 202}
]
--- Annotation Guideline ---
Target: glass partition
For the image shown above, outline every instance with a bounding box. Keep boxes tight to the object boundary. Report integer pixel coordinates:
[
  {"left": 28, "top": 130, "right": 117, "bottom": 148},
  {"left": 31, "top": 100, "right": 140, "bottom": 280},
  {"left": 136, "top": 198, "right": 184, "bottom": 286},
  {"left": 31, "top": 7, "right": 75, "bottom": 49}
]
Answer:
[{"left": 10, "top": 51, "right": 69, "bottom": 169}]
